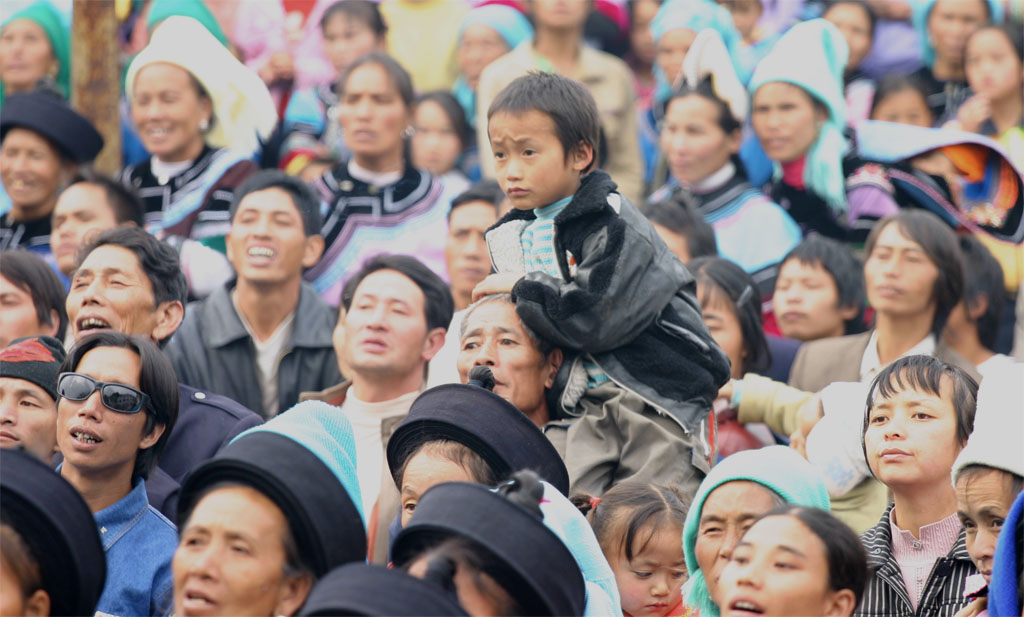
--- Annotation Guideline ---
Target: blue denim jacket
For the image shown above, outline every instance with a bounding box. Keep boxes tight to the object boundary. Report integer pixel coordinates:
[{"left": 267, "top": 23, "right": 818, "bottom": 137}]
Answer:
[{"left": 94, "top": 478, "right": 177, "bottom": 617}]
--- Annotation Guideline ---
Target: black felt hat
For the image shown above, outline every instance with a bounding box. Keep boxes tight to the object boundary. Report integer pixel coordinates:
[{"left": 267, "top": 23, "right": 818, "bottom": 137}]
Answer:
[
  {"left": 0, "top": 91, "right": 104, "bottom": 163},
  {"left": 0, "top": 449, "right": 106, "bottom": 617},
  {"left": 392, "top": 481, "right": 586, "bottom": 617},
  {"left": 178, "top": 430, "right": 367, "bottom": 577},
  {"left": 387, "top": 384, "right": 570, "bottom": 494},
  {"left": 298, "top": 563, "right": 469, "bottom": 616}
]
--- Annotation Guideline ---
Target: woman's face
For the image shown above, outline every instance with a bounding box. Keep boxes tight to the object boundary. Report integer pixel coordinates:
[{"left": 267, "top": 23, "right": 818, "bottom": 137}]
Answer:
[
  {"left": 399, "top": 446, "right": 474, "bottom": 526},
  {"left": 928, "top": 0, "right": 990, "bottom": 70},
  {"left": 966, "top": 29, "right": 1023, "bottom": 101},
  {"left": 661, "top": 95, "right": 740, "bottom": 185},
  {"left": 131, "top": 62, "right": 211, "bottom": 163},
  {"left": 823, "top": 3, "right": 873, "bottom": 71},
  {"left": 719, "top": 515, "right": 853, "bottom": 617},
  {"left": 656, "top": 28, "right": 697, "bottom": 90},
  {"left": 457, "top": 301, "right": 561, "bottom": 424},
  {"left": 699, "top": 283, "right": 746, "bottom": 379},
  {"left": 694, "top": 481, "right": 781, "bottom": 605},
  {"left": 322, "top": 13, "right": 383, "bottom": 75},
  {"left": 630, "top": 0, "right": 660, "bottom": 66},
  {"left": 0, "top": 127, "right": 68, "bottom": 217},
  {"left": 752, "top": 82, "right": 823, "bottom": 164},
  {"left": 863, "top": 223, "right": 940, "bottom": 324},
  {"left": 338, "top": 63, "right": 410, "bottom": 167},
  {"left": 173, "top": 485, "right": 311, "bottom": 617},
  {"left": 870, "top": 88, "right": 934, "bottom": 127},
  {"left": 411, "top": 100, "right": 463, "bottom": 176},
  {"left": 456, "top": 23, "right": 509, "bottom": 91},
  {"left": 0, "top": 19, "right": 55, "bottom": 95}
]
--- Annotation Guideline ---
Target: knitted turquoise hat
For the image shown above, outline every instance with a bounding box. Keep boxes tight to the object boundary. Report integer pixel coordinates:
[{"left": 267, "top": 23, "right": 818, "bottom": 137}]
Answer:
[
  {"left": 749, "top": 19, "right": 850, "bottom": 215},
  {"left": 650, "top": 0, "right": 745, "bottom": 101},
  {"left": 911, "top": 0, "right": 1003, "bottom": 69},
  {"left": 459, "top": 4, "right": 533, "bottom": 51},
  {"left": 681, "top": 447, "right": 831, "bottom": 617}
]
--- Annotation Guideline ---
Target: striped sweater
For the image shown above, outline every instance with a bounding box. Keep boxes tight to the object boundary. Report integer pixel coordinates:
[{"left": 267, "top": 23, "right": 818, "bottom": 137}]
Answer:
[{"left": 856, "top": 504, "right": 976, "bottom": 617}]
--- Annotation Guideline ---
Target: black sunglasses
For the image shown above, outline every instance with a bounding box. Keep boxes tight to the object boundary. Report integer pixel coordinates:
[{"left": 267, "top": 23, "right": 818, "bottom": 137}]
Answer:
[{"left": 57, "top": 372, "right": 150, "bottom": 414}]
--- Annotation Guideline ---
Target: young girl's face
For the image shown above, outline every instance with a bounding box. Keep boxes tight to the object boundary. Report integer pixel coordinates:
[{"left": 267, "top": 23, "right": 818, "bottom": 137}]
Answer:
[
  {"left": 411, "top": 100, "right": 463, "bottom": 176},
  {"left": 656, "top": 28, "right": 697, "bottom": 90},
  {"left": 870, "top": 88, "right": 934, "bottom": 127},
  {"left": 323, "top": 13, "right": 383, "bottom": 75},
  {"left": 719, "top": 515, "right": 849, "bottom": 617},
  {"left": 661, "top": 94, "right": 741, "bottom": 186},
  {"left": 823, "top": 2, "right": 873, "bottom": 71},
  {"left": 864, "top": 376, "right": 963, "bottom": 491},
  {"left": 607, "top": 520, "right": 687, "bottom": 617},
  {"left": 956, "top": 469, "right": 1019, "bottom": 584},
  {"left": 699, "top": 282, "right": 746, "bottom": 379},
  {"left": 966, "top": 29, "right": 1024, "bottom": 101}
]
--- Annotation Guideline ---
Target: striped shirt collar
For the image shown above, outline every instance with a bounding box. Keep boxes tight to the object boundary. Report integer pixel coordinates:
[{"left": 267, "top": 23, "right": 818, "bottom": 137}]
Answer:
[{"left": 534, "top": 196, "right": 573, "bottom": 221}]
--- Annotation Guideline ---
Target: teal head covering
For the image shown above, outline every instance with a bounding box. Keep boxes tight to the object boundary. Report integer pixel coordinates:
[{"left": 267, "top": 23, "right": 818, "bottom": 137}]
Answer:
[
  {"left": 681, "top": 446, "right": 831, "bottom": 617},
  {"left": 650, "top": 0, "right": 745, "bottom": 103},
  {"left": 0, "top": 1, "right": 70, "bottom": 102},
  {"left": 453, "top": 4, "right": 533, "bottom": 128},
  {"left": 146, "top": 0, "right": 229, "bottom": 48},
  {"left": 749, "top": 19, "right": 850, "bottom": 215},
  {"left": 911, "top": 0, "right": 1003, "bottom": 68}
]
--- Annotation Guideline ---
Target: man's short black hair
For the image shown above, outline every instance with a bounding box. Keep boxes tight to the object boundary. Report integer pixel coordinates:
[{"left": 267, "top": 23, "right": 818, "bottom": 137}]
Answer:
[
  {"left": 958, "top": 235, "right": 1005, "bottom": 350},
  {"left": 68, "top": 170, "right": 145, "bottom": 227},
  {"left": 61, "top": 331, "right": 179, "bottom": 480},
  {"left": 640, "top": 193, "right": 718, "bottom": 261},
  {"left": 0, "top": 250, "right": 68, "bottom": 341},
  {"left": 862, "top": 355, "right": 979, "bottom": 461},
  {"left": 449, "top": 180, "right": 504, "bottom": 220},
  {"left": 780, "top": 233, "right": 866, "bottom": 334},
  {"left": 341, "top": 254, "right": 454, "bottom": 332},
  {"left": 487, "top": 72, "right": 601, "bottom": 174},
  {"left": 76, "top": 228, "right": 187, "bottom": 345},
  {"left": 229, "top": 169, "right": 323, "bottom": 236}
]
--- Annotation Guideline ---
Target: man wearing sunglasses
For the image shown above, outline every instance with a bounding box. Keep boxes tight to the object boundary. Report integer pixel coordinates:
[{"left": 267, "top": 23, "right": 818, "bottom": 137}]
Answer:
[
  {"left": 56, "top": 330, "right": 179, "bottom": 617},
  {"left": 65, "top": 227, "right": 262, "bottom": 507}
]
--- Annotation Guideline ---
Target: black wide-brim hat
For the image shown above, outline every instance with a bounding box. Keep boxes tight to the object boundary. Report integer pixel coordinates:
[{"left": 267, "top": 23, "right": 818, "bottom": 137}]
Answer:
[
  {"left": 392, "top": 482, "right": 586, "bottom": 617},
  {"left": 0, "top": 91, "right": 104, "bottom": 163},
  {"left": 387, "top": 384, "right": 570, "bottom": 494},
  {"left": 0, "top": 449, "right": 106, "bottom": 617},
  {"left": 298, "top": 563, "right": 469, "bottom": 616},
  {"left": 178, "top": 431, "right": 367, "bottom": 577}
]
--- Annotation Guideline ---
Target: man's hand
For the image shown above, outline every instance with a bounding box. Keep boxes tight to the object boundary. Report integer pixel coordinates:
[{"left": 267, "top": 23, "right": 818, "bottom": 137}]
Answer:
[{"left": 472, "top": 273, "right": 524, "bottom": 302}]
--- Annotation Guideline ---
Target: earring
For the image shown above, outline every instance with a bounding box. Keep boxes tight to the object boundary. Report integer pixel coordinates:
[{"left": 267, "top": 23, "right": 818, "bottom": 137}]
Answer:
[
  {"left": 402, "top": 126, "right": 414, "bottom": 138},
  {"left": 199, "top": 118, "right": 210, "bottom": 132}
]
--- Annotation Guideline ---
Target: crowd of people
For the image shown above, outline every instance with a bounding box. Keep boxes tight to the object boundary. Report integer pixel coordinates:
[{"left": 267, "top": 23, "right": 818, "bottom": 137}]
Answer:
[{"left": 0, "top": 0, "right": 1023, "bottom": 615}]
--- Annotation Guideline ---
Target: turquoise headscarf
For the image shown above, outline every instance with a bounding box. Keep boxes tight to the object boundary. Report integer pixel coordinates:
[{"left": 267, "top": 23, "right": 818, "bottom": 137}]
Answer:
[
  {"left": 911, "top": 0, "right": 1004, "bottom": 68},
  {"left": 0, "top": 1, "right": 70, "bottom": 103},
  {"left": 146, "top": 0, "right": 229, "bottom": 48},
  {"left": 681, "top": 447, "right": 831, "bottom": 617},
  {"left": 650, "top": 0, "right": 745, "bottom": 103},
  {"left": 749, "top": 19, "right": 850, "bottom": 215},
  {"left": 452, "top": 4, "right": 533, "bottom": 128}
]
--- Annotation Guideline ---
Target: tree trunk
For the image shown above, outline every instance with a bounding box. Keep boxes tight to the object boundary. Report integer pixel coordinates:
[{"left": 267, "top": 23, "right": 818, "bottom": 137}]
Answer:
[{"left": 71, "top": 0, "right": 121, "bottom": 174}]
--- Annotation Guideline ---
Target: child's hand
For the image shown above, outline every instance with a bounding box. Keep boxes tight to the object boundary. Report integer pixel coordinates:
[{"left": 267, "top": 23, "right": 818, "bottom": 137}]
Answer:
[
  {"left": 956, "top": 95, "right": 991, "bottom": 134},
  {"left": 472, "top": 273, "right": 524, "bottom": 302}
]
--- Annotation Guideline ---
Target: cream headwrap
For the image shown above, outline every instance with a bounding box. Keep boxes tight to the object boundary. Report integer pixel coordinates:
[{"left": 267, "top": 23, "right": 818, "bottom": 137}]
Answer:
[
  {"left": 681, "top": 29, "right": 748, "bottom": 125},
  {"left": 125, "top": 15, "right": 277, "bottom": 157}
]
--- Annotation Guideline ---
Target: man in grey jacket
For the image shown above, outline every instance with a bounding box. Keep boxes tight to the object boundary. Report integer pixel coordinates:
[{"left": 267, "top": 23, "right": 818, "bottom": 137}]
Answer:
[{"left": 165, "top": 170, "right": 340, "bottom": 418}]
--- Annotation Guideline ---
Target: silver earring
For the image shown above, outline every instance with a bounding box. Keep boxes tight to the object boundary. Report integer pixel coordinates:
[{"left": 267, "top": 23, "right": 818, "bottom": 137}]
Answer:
[
  {"left": 402, "top": 126, "right": 414, "bottom": 138},
  {"left": 199, "top": 118, "right": 210, "bottom": 132}
]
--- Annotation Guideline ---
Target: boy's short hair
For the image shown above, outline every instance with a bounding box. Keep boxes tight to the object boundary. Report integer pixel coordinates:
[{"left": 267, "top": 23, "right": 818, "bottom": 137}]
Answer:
[
  {"left": 780, "top": 233, "right": 865, "bottom": 334},
  {"left": 229, "top": 169, "right": 323, "bottom": 237},
  {"left": 0, "top": 250, "right": 68, "bottom": 341},
  {"left": 861, "top": 355, "right": 979, "bottom": 460},
  {"left": 640, "top": 194, "right": 718, "bottom": 260},
  {"left": 958, "top": 236, "right": 1005, "bottom": 350},
  {"left": 68, "top": 170, "right": 145, "bottom": 227},
  {"left": 487, "top": 72, "right": 601, "bottom": 174},
  {"left": 449, "top": 179, "right": 504, "bottom": 220}
]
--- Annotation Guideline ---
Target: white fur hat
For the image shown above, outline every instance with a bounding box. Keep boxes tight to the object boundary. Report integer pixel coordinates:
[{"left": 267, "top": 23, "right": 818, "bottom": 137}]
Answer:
[{"left": 952, "top": 362, "right": 1024, "bottom": 484}]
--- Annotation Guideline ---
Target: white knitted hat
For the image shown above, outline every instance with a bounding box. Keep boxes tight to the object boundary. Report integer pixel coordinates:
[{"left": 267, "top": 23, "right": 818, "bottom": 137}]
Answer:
[
  {"left": 125, "top": 15, "right": 277, "bottom": 157},
  {"left": 952, "top": 362, "right": 1024, "bottom": 484}
]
